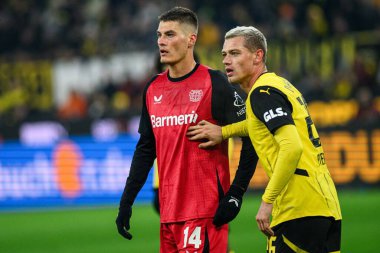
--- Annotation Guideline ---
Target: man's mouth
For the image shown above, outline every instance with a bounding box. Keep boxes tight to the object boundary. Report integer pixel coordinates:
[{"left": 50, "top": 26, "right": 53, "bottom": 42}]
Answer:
[{"left": 225, "top": 68, "right": 233, "bottom": 76}]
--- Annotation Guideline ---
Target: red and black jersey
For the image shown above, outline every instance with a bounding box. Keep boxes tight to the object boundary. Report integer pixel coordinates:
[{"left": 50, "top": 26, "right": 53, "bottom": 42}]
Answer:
[{"left": 121, "top": 64, "right": 258, "bottom": 223}]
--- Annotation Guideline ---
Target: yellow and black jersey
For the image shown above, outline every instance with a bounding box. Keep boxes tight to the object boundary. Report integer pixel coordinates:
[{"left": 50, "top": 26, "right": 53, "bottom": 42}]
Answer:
[
  {"left": 224, "top": 72, "right": 342, "bottom": 227},
  {"left": 153, "top": 159, "right": 159, "bottom": 189}
]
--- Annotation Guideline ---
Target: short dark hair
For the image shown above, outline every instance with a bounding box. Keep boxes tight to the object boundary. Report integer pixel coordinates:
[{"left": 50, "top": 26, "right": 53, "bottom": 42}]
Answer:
[{"left": 159, "top": 7, "right": 198, "bottom": 33}]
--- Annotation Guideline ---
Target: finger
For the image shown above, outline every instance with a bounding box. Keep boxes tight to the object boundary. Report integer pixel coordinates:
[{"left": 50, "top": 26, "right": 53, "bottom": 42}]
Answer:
[
  {"left": 186, "top": 128, "right": 202, "bottom": 136},
  {"left": 199, "top": 141, "right": 216, "bottom": 149},
  {"left": 124, "top": 231, "right": 133, "bottom": 240},
  {"left": 120, "top": 230, "right": 133, "bottom": 240},
  {"left": 262, "top": 220, "right": 273, "bottom": 236},
  {"left": 258, "top": 220, "right": 269, "bottom": 236},
  {"left": 199, "top": 120, "right": 212, "bottom": 126},
  {"left": 256, "top": 219, "right": 264, "bottom": 232},
  {"left": 187, "top": 125, "right": 199, "bottom": 131},
  {"left": 188, "top": 133, "right": 206, "bottom": 141},
  {"left": 262, "top": 230, "right": 271, "bottom": 237},
  {"left": 266, "top": 227, "right": 274, "bottom": 236},
  {"left": 117, "top": 225, "right": 133, "bottom": 240},
  {"left": 264, "top": 228, "right": 273, "bottom": 237}
]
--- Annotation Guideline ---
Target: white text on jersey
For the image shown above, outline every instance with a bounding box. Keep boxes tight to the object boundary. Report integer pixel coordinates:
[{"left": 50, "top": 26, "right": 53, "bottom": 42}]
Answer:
[
  {"left": 263, "top": 107, "right": 288, "bottom": 122},
  {"left": 151, "top": 111, "right": 198, "bottom": 128}
]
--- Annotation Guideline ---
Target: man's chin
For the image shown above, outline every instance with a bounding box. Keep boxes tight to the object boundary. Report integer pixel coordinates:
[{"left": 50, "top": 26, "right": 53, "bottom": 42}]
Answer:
[
  {"left": 227, "top": 76, "right": 237, "bottom": 83},
  {"left": 160, "top": 58, "right": 172, "bottom": 64}
]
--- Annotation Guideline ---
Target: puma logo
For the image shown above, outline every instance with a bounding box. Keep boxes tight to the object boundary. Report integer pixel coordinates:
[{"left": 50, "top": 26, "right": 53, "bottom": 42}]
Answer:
[{"left": 260, "top": 88, "right": 270, "bottom": 95}]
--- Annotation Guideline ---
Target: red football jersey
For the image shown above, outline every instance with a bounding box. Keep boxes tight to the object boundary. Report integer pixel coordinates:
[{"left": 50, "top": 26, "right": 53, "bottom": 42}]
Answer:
[
  {"left": 121, "top": 63, "right": 253, "bottom": 224},
  {"left": 146, "top": 64, "right": 230, "bottom": 222}
]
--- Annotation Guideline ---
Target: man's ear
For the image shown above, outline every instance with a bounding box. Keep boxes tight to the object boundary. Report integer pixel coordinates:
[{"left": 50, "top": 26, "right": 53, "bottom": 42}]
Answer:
[
  {"left": 254, "top": 49, "right": 264, "bottom": 63},
  {"left": 188, "top": 33, "right": 197, "bottom": 48}
]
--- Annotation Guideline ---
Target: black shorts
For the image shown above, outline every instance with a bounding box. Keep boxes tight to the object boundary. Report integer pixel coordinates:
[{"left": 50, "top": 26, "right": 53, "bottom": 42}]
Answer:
[{"left": 267, "top": 216, "right": 341, "bottom": 253}]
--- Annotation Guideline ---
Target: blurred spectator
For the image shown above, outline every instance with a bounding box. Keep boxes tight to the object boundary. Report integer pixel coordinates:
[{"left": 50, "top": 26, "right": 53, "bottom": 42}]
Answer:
[
  {"left": 306, "top": 4, "right": 329, "bottom": 38},
  {"left": 0, "top": 0, "right": 380, "bottom": 137},
  {"left": 276, "top": 2, "right": 297, "bottom": 40},
  {"left": 58, "top": 89, "right": 88, "bottom": 120},
  {"left": 331, "top": 70, "right": 355, "bottom": 100},
  {"left": 354, "top": 86, "right": 380, "bottom": 124},
  {"left": 110, "top": 90, "right": 130, "bottom": 117},
  {"left": 0, "top": 0, "right": 377, "bottom": 58},
  {"left": 0, "top": 78, "right": 28, "bottom": 125},
  {"left": 87, "top": 92, "right": 108, "bottom": 119},
  {"left": 102, "top": 78, "right": 118, "bottom": 100}
]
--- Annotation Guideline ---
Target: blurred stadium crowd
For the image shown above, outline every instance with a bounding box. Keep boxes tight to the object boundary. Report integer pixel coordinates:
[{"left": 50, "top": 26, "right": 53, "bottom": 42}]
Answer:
[{"left": 0, "top": 0, "right": 380, "bottom": 140}]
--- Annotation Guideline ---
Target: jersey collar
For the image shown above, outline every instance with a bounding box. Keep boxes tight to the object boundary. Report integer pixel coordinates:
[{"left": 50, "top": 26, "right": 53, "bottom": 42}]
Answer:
[{"left": 167, "top": 63, "right": 200, "bottom": 82}]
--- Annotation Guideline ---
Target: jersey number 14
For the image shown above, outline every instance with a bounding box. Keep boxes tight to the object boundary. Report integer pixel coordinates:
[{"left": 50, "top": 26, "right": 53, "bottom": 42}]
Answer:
[{"left": 183, "top": 226, "right": 202, "bottom": 249}]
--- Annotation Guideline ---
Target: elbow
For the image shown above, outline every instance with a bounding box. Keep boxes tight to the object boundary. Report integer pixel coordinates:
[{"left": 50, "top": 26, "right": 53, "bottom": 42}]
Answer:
[{"left": 292, "top": 140, "right": 303, "bottom": 162}]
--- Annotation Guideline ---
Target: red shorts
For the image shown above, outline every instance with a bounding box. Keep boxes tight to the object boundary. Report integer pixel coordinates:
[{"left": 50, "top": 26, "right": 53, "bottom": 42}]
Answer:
[{"left": 160, "top": 218, "right": 228, "bottom": 253}]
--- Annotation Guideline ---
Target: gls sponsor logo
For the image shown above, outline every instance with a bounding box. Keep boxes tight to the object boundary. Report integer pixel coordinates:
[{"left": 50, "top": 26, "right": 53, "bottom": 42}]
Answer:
[
  {"left": 151, "top": 111, "right": 198, "bottom": 128},
  {"left": 263, "top": 107, "right": 287, "bottom": 122}
]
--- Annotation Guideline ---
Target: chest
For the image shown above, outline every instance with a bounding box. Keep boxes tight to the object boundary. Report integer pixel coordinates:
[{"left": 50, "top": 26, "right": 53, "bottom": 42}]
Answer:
[{"left": 146, "top": 78, "right": 212, "bottom": 117}]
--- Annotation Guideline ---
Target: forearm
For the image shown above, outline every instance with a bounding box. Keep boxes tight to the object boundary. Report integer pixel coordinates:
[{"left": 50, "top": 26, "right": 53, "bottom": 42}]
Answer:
[
  {"left": 120, "top": 135, "right": 156, "bottom": 207},
  {"left": 231, "top": 137, "right": 258, "bottom": 191},
  {"left": 222, "top": 120, "right": 248, "bottom": 139},
  {"left": 262, "top": 125, "right": 303, "bottom": 203}
]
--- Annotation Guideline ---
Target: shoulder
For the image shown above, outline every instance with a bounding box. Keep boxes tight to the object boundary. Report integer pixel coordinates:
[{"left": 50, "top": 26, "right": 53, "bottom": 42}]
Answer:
[
  {"left": 142, "top": 74, "right": 161, "bottom": 99},
  {"left": 207, "top": 68, "right": 230, "bottom": 85},
  {"left": 251, "top": 85, "right": 288, "bottom": 101},
  {"left": 250, "top": 85, "right": 293, "bottom": 117},
  {"left": 207, "top": 68, "right": 226, "bottom": 78},
  {"left": 256, "top": 72, "right": 283, "bottom": 84},
  {"left": 206, "top": 69, "right": 236, "bottom": 92}
]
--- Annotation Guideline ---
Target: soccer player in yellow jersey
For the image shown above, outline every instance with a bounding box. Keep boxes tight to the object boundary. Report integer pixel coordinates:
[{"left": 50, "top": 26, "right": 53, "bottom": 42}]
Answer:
[{"left": 187, "top": 26, "right": 342, "bottom": 253}]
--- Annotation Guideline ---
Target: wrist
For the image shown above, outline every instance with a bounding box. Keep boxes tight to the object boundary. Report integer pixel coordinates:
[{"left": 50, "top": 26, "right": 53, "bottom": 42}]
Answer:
[
  {"left": 221, "top": 126, "right": 229, "bottom": 140},
  {"left": 261, "top": 194, "right": 274, "bottom": 204},
  {"left": 222, "top": 126, "right": 228, "bottom": 140},
  {"left": 229, "top": 184, "right": 245, "bottom": 198}
]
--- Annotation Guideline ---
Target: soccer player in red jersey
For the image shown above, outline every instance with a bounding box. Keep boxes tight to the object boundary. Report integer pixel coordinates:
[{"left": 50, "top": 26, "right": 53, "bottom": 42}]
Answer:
[{"left": 116, "top": 7, "right": 258, "bottom": 252}]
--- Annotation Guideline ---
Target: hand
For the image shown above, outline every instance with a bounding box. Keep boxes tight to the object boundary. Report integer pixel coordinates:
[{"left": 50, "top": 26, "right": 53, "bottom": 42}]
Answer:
[
  {"left": 213, "top": 185, "right": 244, "bottom": 227},
  {"left": 115, "top": 205, "right": 133, "bottom": 240},
  {"left": 187, "top": 120, "right": 223, "bottom": 149},
  {"left": 255, "top": 200, "right": 274, "bottom": 237}
]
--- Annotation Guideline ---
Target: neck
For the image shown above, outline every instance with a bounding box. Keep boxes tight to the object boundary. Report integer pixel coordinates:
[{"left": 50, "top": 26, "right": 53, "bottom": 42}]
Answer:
[
  {"left": 241, "top": 64, "right": 267, "bottom": 94},
  {"left": 168, "top": 57, "right": 196, "bottom": 78}
]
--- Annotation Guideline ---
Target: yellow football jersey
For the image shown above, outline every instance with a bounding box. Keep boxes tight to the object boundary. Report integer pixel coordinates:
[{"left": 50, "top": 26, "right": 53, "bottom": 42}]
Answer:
[
  {"left": 242, "top": 72, "right": 341, "bottom": 226},
  {"left": 153, "top": 159, "right": 159, "bottom": 189}
]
